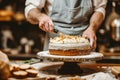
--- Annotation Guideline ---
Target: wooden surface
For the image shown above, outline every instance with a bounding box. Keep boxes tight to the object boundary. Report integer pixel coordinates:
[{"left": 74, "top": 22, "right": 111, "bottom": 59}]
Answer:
[{"left": 9, "top": 61, "right": 120, "bottom": 80}]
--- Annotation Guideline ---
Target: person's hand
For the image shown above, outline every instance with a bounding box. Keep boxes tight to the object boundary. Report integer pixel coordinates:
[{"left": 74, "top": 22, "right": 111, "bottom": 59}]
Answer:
[
  {"left": 38, "top": 14, "right": 54, "bottom": 32},
  {"left": 82, "top": 27, "right": 97, "bottom": 50}
]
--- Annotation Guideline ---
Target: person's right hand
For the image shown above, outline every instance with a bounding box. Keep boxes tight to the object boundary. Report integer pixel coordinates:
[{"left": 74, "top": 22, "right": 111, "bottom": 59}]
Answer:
[{"left": 38, "top": 14, "right": 54, "bottom": 33}]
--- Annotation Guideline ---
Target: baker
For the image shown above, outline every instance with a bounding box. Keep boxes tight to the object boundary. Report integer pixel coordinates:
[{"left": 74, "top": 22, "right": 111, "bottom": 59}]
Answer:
[{"left": 24, "top": 0, "right": 107, "bottom": 50}]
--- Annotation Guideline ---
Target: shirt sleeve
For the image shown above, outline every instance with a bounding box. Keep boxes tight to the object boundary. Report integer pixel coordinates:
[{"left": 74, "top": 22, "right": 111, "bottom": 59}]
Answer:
[
  {"left": 94, "top": 0, "right": 108, "bottom": 19},
  {"left": 24, "top": 0, "right": 46, "bottom": 18}
]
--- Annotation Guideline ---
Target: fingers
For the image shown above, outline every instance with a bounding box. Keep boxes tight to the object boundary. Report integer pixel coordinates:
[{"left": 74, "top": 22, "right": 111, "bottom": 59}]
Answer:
[
  {"left": 38, "top": 14, "right": 54, "bottom": 32},
  {"left": 44, "top": 21, "right": 49, "bottom": 31},
  {"left": 90, "top": 37, "right": 97, "bottom": 50},
  {"left": 48, "top": 20, "right": 54, "bottom": 32},
  {"left": 82, "top": 34, "right": 97, "bottom": 50},
  {"left": 39, "top": 20, "right": 54, "bottom": 32},
  {"left": 90, "top": 38, "right": 94, "bottom": 47},
  {"left": 90, "top": 36, "right": 97, "bottom": 50},
  {"left": 39, "top": 21, "right": 45, "bottom": 31}
]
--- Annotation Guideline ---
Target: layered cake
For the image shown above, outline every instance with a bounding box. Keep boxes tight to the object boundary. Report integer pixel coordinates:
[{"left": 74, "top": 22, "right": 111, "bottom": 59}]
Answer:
[{"left": 49, "top": 35, "right": 91, "bottom": 56}]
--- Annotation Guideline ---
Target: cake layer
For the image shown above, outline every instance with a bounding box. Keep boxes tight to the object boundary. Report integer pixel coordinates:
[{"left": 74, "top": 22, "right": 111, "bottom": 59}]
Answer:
[
  {"left": 49, "top": 49, "right": 91, "bottom": 56},
  {"left": 49, "top": 43, "right": 91, "bottom": 50}
]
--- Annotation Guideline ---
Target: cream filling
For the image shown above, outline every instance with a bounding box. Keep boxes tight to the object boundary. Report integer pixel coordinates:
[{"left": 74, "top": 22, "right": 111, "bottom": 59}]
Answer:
[{"left": 49, "top": 43, "right": 91, "bottom": 50}]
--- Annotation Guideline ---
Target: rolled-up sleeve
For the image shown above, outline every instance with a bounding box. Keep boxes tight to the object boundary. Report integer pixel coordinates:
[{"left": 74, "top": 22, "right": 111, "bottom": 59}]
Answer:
[
  {"left": 94, "top": 0, "right": 107, "bottom": 19},
  {"left": 25, "top": 0, "right": 45, "bottom": 18}
]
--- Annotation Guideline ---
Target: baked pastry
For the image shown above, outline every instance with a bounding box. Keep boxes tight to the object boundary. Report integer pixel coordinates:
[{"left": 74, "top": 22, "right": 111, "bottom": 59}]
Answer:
[
  {"left": 19, "top": 64, "right": 31, "bottom": 70},
  {"left": 13, "top": 12, "right": 25, "bottom": 21},
  {"left": 111, "top": 66, "right": 120, "bottom": 77},
  {"left": 49, "top": 35, "right": 91, "bottom": 56},
  {"left": 10, "top": 63, "right": 39, "bottom": 79},
  {"left": 13, "top": 70, "right": 28, "bottom": 79},
  {"left": 0, "top": 51, "right": 10, "bottom": 80},
  {"left": 26, "top": 69, "right": 38, "bottom": 77},
  {"left": 0, "top": 10, "right": 14, "bottom": 21}
]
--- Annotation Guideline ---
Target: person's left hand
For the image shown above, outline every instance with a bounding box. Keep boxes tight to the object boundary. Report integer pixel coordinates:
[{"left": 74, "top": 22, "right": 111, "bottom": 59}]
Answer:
[{"left": 82, "top": 27, "right": 97, "bottom": 50}]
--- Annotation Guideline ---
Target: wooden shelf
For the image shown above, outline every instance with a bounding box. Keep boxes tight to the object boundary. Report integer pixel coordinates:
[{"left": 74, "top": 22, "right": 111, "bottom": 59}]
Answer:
[{"left": 8, "top": 53, "right": 37, "bottom": 60}]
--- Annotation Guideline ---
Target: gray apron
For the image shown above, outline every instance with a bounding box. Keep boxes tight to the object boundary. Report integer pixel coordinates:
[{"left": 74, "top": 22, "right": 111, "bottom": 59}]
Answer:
[
  {"left": 43, "top": 0, "right": 94, "bottom": 50},
  {"left": 50, "top": 0, "right": 94, "bottom": 35}
]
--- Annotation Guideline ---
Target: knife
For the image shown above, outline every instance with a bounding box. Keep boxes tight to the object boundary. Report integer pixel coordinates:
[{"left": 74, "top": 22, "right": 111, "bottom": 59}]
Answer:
[
  {"left": 54, "top": 29, "right": 59, "bottom": 33},
  {"left": 53, "top": 29, "right": 64, "bottom": 36}
]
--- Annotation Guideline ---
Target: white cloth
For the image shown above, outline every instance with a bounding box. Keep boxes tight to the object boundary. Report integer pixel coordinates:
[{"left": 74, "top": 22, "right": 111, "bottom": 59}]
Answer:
[
  {"left": 0, "top": 51, "right": 9, "bottom": 63},
  {"left": 25, "top": 0, "right": 107, "bottom": 19}
]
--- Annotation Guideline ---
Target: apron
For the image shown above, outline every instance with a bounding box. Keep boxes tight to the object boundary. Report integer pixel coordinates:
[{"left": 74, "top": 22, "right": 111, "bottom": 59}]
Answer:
[
  {"left": 50, "top": 0, "right": 94, "bottom": 35},
  {"left": 43, "top": 0, "right": 94, "bottom": 50}
]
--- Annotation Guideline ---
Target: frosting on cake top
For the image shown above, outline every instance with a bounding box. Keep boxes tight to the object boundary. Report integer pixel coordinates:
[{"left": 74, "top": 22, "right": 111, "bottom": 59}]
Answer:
[{"left": 50, "top": 35, "right": 89, "bottom": 44}]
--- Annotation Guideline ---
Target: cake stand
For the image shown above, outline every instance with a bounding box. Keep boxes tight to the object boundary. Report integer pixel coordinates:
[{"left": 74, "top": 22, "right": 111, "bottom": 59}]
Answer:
[{"left": 37, "top": 51, "right": 103, "bottom": 75}]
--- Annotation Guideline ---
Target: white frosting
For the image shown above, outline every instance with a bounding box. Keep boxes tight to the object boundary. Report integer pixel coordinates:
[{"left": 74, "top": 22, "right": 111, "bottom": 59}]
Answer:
[
  {"left": 50, "top": 35, "right": 89, "bottom": 44},
  {"left": 49, "top": 43, "right": 90, "bottom": 50},
  {"left": 49, "top": 35, "right": 91, "bottom": 50}
]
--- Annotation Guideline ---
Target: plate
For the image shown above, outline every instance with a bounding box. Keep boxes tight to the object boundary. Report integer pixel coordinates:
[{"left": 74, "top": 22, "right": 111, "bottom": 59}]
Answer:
[{"left": 37, "top": 51, "right": 103, "bottom": 62}]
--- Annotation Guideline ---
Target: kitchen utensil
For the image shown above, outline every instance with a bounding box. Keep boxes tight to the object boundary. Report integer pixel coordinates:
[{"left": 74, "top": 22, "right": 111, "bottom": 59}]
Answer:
[
  {"left": 105, "top": 2, "right": 120, "bottom": 41},
  {"left": 110, "top": 18, "right": 120, "bottom": 41}
]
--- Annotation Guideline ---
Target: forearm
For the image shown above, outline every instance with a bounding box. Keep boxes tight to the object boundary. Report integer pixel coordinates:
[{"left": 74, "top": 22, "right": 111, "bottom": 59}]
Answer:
[
  {"left": 26, "top": 8, "right": 54, "bottom": 32},
  {"left": 26, "top": 8, "right": 43, "bottom": 24},
  {"left": 89, "top": 11, "right": 104, "bottom": 32}
]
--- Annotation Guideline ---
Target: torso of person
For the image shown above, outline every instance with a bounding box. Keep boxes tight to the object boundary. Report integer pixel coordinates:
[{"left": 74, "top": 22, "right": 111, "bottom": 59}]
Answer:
[{"left": 49, "top": 0, "right": 94, "bottom": 35}]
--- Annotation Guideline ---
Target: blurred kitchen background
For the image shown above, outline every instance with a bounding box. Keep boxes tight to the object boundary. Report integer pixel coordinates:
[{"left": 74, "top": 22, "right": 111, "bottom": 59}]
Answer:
[{"left": 0, "top": 0, "right": 120, "bottom": 60}]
